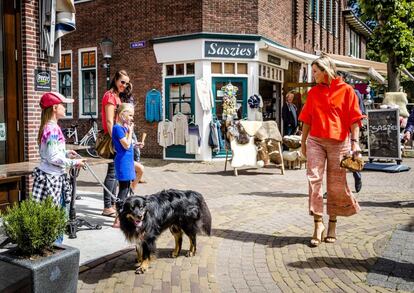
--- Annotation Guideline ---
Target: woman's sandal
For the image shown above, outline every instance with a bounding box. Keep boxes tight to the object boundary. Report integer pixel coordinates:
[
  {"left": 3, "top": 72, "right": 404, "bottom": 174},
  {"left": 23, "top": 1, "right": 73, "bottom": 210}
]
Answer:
[
  {"left": 325, "top": 219, "right": 337, "bottom": 243},
  {"left": 310, "top": 219, "right": 326, "bottom": 247}
]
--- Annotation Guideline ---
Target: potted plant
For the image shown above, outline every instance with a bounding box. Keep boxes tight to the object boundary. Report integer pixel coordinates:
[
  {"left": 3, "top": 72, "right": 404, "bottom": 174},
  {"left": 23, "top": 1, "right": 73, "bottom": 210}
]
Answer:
[{"left": 0, "top": 197, "right": 79, "bottom": 293}]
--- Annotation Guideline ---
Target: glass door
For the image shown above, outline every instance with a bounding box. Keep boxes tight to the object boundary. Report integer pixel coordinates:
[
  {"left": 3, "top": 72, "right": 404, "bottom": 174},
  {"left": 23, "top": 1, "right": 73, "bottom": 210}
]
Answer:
[
  {"left": 165, "top": 77, "right": 195, "bottom": 159},
  {"left": 211, "top": 77, "right": 247, "bottom": 158}
]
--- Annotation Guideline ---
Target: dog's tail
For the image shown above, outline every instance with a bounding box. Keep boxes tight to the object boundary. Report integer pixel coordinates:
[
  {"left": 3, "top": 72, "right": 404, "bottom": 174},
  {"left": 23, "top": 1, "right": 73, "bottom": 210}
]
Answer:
[{"left": 199, "top": 195, "right": 212, "bottom": 236}]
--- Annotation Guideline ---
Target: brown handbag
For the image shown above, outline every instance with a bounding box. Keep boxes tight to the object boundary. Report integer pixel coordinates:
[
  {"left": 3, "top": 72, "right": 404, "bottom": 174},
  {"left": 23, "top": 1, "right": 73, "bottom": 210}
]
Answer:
[
  {"left": 340, "top": 154, "right": 364, "bottom": 172},
  {"left": 95, "top": 131, "right": 114, "bottom": 159}
]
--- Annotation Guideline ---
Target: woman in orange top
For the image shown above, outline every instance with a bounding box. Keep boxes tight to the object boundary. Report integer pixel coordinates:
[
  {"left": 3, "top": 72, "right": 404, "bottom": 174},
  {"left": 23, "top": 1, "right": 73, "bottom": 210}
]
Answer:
[{"left": 299, "top": 55, "right": 364, "bottom": 247}]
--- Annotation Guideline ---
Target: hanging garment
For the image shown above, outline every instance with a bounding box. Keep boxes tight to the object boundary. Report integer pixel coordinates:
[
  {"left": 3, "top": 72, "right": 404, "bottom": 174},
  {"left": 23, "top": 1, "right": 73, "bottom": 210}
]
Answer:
[
  {"left": 247, "top": 95, "right": 264, "bottom": 121},
  {"left": 196, "top": 78, "right": 214, "bottom": 111},
  {"left": 172, "top": 113, "right": 189, "bottom": 145},
  {"left": 174, "top": 102, "right": 191, "bottom": 115},
  {"left": 209, "top": 121, "right": 220, "bottom": 153},
  {"left": 186, "top": 125, "right": 201, "bottom": 155},
  {"left": 157, "top": 121, "right": 174, "bottom": 148},
  {"left": 145, "top": 89, "right": 162, "bottom": 122},
  {"left": 221, "top": 83, "right": 238, "bottom": 120}
]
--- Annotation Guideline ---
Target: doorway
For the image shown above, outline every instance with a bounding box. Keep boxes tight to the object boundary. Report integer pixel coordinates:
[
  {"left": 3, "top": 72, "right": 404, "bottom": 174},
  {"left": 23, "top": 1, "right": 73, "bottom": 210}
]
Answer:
[
  {"left": 211, "top": 77, "right": 247, "bottom": 158},
  {"left": 259, "top": 79, "right": 282, "bottom": 127}
]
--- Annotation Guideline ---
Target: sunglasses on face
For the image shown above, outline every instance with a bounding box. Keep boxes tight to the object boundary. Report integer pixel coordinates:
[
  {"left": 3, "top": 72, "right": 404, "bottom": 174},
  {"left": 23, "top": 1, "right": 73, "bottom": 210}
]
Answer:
[{"left": 120, "top": 80, "right": 129, "bottom": 85}]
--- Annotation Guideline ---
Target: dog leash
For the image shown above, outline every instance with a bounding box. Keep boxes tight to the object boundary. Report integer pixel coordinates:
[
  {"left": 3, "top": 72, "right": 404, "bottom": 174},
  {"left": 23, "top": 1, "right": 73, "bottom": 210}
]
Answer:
[{"left": 74, "top": 154, "right": 120, "bottom": 203}]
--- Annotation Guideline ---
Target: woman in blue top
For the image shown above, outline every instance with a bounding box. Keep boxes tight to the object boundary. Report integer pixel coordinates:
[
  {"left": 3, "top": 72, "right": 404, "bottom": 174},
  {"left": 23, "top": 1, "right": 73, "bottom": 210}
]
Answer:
[{"left": 112, "top": 103, "right": 135, "bottom": 228}]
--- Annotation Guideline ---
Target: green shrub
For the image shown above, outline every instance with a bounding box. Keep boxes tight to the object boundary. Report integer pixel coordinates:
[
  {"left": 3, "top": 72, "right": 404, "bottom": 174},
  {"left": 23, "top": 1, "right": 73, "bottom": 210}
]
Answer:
[{"left": 0, "top": 197, "right": 67, "bottom": 256}]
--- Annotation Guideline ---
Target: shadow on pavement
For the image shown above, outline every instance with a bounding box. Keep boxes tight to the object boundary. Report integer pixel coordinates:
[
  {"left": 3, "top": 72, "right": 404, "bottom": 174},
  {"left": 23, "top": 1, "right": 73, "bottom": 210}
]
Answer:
[
  {"left": 212, "top": 228, "right": 308, "bottom": 247},
  {"left": 240, "top": 191, "right": 308, "bottom": 198},
  {"left": 194, "top": 169, "right": 279, "bottom": 176},
  {"left": 78, "top": 248, "right": 185, "bottom": 283},
  {"left": 358, "top": 200, "right": 414, "bottom": 208},
  {"left": 288, "top": 256, "right": 414, "bottom": 283},
  {"left": 77, "top": 180, "right": 101, "bottom": 187}
]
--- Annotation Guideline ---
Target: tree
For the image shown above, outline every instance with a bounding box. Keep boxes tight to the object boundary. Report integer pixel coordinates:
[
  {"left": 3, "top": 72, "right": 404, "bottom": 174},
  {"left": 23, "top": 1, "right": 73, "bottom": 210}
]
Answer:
[{"left": 359, "top": 0, "right": 414, "bottom": 91}]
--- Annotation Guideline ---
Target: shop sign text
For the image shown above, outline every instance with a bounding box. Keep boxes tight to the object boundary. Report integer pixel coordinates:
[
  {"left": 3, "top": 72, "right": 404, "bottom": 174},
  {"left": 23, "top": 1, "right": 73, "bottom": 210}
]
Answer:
[{"left": 205, "top": 41, "right": 255, "bottom": 59}]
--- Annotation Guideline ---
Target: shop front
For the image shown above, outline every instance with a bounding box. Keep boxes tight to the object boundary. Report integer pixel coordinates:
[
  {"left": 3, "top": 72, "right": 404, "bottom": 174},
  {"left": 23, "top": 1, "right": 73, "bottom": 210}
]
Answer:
[{"left": 153, "top": 34, "right": 290, "bottom": 161}]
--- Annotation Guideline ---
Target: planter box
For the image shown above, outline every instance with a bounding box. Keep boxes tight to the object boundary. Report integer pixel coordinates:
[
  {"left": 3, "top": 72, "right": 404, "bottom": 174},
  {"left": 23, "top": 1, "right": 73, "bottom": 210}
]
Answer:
[{"left": 0, "top": 244, "right": 79, "bottom": 293}]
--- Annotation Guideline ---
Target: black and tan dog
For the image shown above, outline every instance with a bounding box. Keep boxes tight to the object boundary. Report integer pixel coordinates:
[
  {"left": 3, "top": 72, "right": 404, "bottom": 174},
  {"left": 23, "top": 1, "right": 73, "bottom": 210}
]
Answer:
[{"left": 117, "top": 189, "right": 212, "bottom": 274}]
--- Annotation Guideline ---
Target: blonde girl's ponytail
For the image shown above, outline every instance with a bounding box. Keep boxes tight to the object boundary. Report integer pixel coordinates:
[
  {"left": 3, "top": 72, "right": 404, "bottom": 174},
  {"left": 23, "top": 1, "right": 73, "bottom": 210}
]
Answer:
[{"left": 37, "top": 107, "right": 54, "bottom": 145}]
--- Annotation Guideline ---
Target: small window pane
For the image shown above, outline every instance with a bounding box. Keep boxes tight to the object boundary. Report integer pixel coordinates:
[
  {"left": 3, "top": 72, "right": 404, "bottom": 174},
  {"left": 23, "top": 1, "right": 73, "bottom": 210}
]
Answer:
[
  {"left": 176, "top": 64, "right": 184, "bottom": 75},
  {"left": 237, "top": 63, "right": 247, "bottom": 74},
  {"left": 259, "top": 65, "right": 262, "bottom": 77},
  {"left": 166, "top": 64, "right": 174, "bottom": 76},
  {"left": 186, "top": 63, "right": 195, "bottom": 75},
  {"left": 89, "top": 51, "right": 95, "bottom": 66},
  {"left": 65, "top": 55, "right": 71, "bottom": 69},
  {"left": 211, "top": 62, "right": 222, "bottom": 74},
  {"left": 82, "top": 52, "right": 89, "bottom": 67},
  {"left": 224, "top": 63, "right": 235, "bottom": 74}
]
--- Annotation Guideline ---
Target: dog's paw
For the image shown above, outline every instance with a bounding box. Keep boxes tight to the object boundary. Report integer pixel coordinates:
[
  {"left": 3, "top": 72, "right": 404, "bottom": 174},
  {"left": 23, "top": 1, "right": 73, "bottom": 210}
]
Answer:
[
  {"left": 186, "top": 251, "right": 196, "bottom": 257},
  {"left": 135, "top": 266, "right": 146, "bottom": 274},
  {"left": 170, "top": 251, "right": 179, "bottom": 258}
]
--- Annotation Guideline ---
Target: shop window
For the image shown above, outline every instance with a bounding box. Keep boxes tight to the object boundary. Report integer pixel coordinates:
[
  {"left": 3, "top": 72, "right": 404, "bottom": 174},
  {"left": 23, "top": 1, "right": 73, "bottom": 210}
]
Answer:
[
  {"left": 259, "top": 63, "right": 283, "bottom": 83},
  {"left": 237, "top": 63, "right": 248, "bottom": 74},
  {"left": 211, "top": 62, "right": 222, "bottom": 74},
  {"left": 79, "top": 48, "right": 97, "bottom": 117},
  {"left": 58, "top": 52, "right": 72, "bottom": 117},
  {"left": 166, "top": 64, "right": 174, "bottom": 76},
  {"left": 168, "top": 82, "right": 192, "bottom": 120},
  {"left": 224, "top": 63, "right": 235, "bottom": 74},
  {"left": 186, "top": 63, "right": 195, "bottom": 75},
  {"left": 176, "top": 63, "right": 184, "bottom": 75}
]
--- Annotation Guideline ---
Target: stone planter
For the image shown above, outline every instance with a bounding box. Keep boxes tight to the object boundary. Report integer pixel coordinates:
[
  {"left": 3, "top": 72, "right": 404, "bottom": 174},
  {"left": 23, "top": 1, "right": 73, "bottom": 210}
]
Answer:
[{"left": 0, "top": 244, "right": 79, "bottom": 293}]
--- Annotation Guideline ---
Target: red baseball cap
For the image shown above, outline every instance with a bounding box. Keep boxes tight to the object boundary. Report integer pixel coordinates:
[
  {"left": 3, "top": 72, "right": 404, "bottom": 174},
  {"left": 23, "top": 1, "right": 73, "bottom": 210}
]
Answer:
[{"left": 39, "top": 92, "right": 74, "bottom": 109}]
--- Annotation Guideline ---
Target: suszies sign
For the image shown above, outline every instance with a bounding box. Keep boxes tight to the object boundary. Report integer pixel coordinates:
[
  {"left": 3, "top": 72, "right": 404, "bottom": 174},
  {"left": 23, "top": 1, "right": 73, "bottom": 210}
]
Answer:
[{"left": 204, "top": 41, "right": 255, "bottom": 59}]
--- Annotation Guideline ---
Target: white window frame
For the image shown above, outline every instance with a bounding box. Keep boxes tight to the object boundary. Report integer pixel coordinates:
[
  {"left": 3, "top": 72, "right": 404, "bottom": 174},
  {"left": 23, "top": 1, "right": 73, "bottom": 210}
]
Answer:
[
  {"left": 210, "top": 61, "right": 249, "bottom": 77},
  {"left": 78, "top": 47, "right": 98, "bottom": 118},
  {"left": 58, "top": 50, "right": 73, "bottom": 118},
  {"left": 164, "top": 62, "right": 196, "bottom": 77},
  {"left": 322, "top": 0, "right": 327, "bottom": 28},
  {"left": 335, "top": 1, "right": 339, "bottom": 37},
  {"left": 348, "top": 30, "right": 361, "bottom": 58}
]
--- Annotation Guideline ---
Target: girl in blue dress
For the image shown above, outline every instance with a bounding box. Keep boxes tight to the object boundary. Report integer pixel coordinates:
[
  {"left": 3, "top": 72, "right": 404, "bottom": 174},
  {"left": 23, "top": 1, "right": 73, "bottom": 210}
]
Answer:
[{"left": 112, "top": 103, "right": 135, "bottom": 228}]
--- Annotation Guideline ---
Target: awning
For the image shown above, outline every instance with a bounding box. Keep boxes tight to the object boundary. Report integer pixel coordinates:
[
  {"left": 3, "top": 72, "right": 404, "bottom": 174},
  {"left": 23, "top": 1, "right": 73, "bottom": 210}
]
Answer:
[{"left": 40, "top": 0, "right": 76, "bottom": 62}]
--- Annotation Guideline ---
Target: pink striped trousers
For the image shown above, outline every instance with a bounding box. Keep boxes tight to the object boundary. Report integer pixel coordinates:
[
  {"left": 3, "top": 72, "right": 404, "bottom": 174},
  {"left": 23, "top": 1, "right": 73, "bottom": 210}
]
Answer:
[{"left": 306, "top": 136, "right": 360, "bottom": 217}]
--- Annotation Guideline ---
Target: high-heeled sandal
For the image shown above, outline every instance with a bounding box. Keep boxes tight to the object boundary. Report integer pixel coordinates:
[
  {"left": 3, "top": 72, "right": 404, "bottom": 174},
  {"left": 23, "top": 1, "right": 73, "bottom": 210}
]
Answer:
[
  {"left": 310, "top": 219, "right": 326, "bottom": 247},
  {"left": 325, "top": 219, "right": 337, "bottom": 243}
]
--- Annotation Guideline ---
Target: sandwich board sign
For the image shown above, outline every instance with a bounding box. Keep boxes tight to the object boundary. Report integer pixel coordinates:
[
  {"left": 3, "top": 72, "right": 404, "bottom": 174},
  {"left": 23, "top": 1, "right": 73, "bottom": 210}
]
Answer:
[{"left": 367, "top": 108, "right": 401, "bottom": 161}]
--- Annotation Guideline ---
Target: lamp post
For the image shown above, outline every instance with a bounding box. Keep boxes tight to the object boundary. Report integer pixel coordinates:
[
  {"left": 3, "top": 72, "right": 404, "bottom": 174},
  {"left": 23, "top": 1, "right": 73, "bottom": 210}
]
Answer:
[{"left": 99, "top": 37, "right": 114, "bottom": 90}]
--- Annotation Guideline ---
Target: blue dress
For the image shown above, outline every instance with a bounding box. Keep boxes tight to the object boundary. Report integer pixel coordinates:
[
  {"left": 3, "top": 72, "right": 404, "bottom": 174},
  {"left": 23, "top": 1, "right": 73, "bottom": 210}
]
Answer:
[{"left": 112, "top": 124, "right": 135, "bottom": 181}]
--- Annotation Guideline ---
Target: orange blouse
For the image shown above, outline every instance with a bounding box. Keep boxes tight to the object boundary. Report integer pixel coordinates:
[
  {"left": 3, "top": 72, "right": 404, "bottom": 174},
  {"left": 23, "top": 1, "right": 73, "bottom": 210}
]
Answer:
[{"left": 299, "top": 77, "right": 364, "bottom": 141}]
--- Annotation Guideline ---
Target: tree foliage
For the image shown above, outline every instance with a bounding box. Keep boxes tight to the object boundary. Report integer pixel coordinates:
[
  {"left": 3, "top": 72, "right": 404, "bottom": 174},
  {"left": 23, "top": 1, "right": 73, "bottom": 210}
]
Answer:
[{"left": 359, "top": 0, "right": 414, "bottom": 91}]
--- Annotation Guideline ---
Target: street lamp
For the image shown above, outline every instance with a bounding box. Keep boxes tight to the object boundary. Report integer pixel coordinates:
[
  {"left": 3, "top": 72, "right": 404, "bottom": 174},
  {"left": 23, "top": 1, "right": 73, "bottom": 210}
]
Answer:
[{"left": 99, "top": 37, "right": 114, "bottom": 90}]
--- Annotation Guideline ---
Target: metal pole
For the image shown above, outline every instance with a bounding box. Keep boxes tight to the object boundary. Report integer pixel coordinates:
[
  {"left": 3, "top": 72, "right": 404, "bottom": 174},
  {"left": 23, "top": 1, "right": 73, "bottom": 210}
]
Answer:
[{"left": 106, "top": 58, "right": 111, "bottom": 90}]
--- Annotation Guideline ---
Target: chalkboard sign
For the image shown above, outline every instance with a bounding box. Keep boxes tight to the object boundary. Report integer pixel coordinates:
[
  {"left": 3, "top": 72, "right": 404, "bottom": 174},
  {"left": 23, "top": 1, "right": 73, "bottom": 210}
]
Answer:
[{"left": 367, "top": 108, "right": 401, "bottom": 160}]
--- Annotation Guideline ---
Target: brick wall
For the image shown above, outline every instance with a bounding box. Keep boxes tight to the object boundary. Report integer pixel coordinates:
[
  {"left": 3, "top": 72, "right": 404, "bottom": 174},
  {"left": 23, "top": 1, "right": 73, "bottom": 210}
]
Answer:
[
  {"left": 202, "top": 0, "right": 258, "bottom": 34},
  {"left": 257, "top": 0, "right": 292, "bottom": 48},
  {"left": 21, "top": 0, "right": 57, "bottom": 162},
  {"left": 62, "top": 0, "right": 203, "bottom": 158}
]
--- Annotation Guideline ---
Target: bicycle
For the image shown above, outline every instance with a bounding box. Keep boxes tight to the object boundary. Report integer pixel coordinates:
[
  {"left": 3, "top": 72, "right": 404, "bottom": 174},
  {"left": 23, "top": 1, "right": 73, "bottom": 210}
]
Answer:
[{"left": 63, "top": 115, "right": 99, "bottom": 158}]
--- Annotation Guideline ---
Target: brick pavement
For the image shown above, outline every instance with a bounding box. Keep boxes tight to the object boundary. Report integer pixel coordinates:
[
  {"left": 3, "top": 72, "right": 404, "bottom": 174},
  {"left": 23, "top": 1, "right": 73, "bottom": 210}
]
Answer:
[{"left": 77, "top": 159, "right": 414, "bottom": 292}]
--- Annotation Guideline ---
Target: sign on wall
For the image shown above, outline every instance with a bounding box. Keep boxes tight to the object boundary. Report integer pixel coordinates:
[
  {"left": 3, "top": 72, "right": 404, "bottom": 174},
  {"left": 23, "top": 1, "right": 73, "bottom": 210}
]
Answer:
[
  {"left": 35, "top": 69, "right": 51, "bottom": 91},
  {"left": 204, "top": 41, "right": 255, "bottom": 59},
  {"left": 367, "top": 109, "right": 401, "bottom": 160}
]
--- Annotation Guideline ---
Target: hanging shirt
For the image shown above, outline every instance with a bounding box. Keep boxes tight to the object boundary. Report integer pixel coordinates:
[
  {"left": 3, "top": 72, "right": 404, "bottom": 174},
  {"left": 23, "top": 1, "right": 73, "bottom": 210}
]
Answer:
[
  {"left": 157, "top": 121, "right": 174, "bottom": 148},
  {"left": 247, "top": 95, "right": 264, "bottom": 121},
  {"left": 186, "top": 125, "right": 201, "bottom": 155},
  {"left": 145, "top": 89, "right": 162, "bottom": 122},
  {"left": 196, "top": 78, "right": 214, "bottom": 111},
  {"left": 172, "top": 113, "right": 189, "bottom": 145}
]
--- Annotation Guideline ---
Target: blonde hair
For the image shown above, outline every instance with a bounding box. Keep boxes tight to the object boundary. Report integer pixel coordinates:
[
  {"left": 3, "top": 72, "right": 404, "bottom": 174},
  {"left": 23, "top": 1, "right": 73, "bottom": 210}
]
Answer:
[
  {"left": 117, "top": 103, "right": 134, "bottom": 122},
  {"left": 286, "top": 90, "right": 296, "bottom": 99},
  {"left": 37, "top": 107, "right": 54, "bottom": 145},
  {"left": 311, "top": 54, "right": 337, "bottom": 81}
]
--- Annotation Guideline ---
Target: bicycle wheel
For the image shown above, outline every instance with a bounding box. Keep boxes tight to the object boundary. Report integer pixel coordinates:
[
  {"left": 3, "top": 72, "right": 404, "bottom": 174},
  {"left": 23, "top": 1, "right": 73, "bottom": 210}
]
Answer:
[{"left": 85, "top": 135, "right": 99, "bottom": 158}]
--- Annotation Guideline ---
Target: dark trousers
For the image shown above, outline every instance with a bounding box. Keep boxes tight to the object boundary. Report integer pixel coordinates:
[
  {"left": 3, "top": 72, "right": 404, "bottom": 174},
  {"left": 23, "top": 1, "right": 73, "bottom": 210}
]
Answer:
[
  {"left": 103, "top": 162, "right": 117, "bottom": 208},
  {"left": 118, "top": 181, "right": 131, "bottom": 203}
]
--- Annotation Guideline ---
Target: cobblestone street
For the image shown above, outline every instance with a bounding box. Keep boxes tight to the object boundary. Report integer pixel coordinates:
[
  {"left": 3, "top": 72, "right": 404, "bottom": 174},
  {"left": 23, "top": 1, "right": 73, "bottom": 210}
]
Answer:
[{"left": 76, "top": 159, "right": 414, "bottom": 292}]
